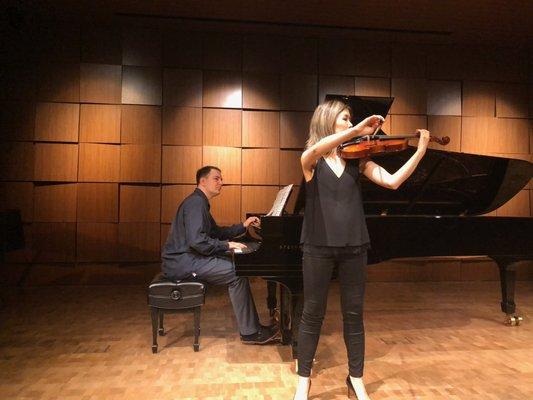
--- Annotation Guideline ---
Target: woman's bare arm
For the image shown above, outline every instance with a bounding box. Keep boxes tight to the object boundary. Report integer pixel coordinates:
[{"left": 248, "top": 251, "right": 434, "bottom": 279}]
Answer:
[{"left": 362, "top": 129, "right": 430, "bottom": 190}]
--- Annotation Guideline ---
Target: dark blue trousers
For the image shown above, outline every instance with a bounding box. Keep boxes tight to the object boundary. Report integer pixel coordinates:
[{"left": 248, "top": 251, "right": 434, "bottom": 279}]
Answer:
[{"left": 164, "top": 254, "right": 260, "bottom": 336}]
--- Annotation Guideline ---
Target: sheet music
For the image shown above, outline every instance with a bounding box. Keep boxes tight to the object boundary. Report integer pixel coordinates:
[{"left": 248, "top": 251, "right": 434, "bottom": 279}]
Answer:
[{"left": 266, "top": 184, "right": 294, "bottom": 217}]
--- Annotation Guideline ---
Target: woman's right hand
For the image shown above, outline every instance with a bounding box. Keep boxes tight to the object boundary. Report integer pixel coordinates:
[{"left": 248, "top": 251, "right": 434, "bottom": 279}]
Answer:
[{"left": 355, "top": 115, "right": 385, "bottom": 136}]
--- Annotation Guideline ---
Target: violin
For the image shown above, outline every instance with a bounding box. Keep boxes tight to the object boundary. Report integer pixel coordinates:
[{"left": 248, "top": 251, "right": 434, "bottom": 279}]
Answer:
[{"left": 338, "top": 132, "right": 450, "bottom": 159}]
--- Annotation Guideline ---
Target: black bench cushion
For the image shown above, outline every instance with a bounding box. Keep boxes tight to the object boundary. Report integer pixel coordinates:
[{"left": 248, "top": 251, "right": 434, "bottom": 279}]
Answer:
[{"left": 148, "top": 272, "right": 206, "bottom": 310}]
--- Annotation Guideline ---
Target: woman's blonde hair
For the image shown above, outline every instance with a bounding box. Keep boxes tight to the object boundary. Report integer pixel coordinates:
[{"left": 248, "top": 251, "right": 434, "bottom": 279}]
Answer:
[{"left": 306, "top": 99, "right": 351, "bottom": 155}]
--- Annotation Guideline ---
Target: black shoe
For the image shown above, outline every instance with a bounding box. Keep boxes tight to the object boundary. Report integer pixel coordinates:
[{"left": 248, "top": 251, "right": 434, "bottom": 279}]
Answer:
[{"left": 240, "top": 325, "right": 279, "bottom": 345}]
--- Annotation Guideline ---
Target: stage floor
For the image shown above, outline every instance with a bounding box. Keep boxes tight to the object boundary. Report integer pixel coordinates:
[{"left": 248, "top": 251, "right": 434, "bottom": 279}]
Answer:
[{"left": 1, "top": 279, "right": 532, "bottom": 399}]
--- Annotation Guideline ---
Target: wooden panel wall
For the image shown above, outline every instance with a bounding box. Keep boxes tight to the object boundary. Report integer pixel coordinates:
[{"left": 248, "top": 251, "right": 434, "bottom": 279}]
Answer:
[{"left": 1, "top": 21, "right": 531, "bottom": 284}]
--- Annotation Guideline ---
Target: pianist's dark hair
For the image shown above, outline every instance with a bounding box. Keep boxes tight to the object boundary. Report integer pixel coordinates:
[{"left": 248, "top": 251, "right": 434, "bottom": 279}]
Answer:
[
  {"left": 307, "top": 99, "right": 352, "bottom": 156},
  {"left": 196, "top": 165, "right": 221, "bottom": 184}
]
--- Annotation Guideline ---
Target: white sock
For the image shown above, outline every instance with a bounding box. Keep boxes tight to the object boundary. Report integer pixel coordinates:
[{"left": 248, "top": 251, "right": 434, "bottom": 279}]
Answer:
[
  {"left": 294, "top": 376, "right": 310, "bottom": 400},
  {"left": 350, "top": 376, "right": 371, "bottom": 400}
]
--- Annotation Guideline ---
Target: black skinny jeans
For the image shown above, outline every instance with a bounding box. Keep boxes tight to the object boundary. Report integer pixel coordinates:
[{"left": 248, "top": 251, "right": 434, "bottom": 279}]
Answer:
[{"left": 297, "top": 245, "right": 367, "bottom": 378}]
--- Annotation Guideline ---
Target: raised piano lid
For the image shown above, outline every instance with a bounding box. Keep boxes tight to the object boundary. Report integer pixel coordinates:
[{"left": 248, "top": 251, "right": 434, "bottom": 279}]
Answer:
[
  {"left": 324, "top": 94, "right": 394, "bottom": 129},
  {"left": 293, "top": 95, "right": 533, "bottom": 216},
  {"left": 361, "top": 147, "right": 532, "bottom": 216}
]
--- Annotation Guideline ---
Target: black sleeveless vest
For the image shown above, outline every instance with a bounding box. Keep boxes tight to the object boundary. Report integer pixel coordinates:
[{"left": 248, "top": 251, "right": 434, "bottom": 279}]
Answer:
[{"left": 301, "top": 158, "right": 370, "bottom": 248}]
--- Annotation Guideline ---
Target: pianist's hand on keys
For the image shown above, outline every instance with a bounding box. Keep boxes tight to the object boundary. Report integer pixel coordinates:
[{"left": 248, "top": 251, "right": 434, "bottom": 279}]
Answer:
[
  {"left": 229, "top": 241, "right": 247, "bottom": 253},
  {"left": 228, "top": 241, "right": 261, "bottom": 254}
]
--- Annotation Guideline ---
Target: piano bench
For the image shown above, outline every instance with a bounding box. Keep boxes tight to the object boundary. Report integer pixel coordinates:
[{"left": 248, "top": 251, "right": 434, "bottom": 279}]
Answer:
[{"left": 147, "top": 272, "right": 206, "bottom": 353}]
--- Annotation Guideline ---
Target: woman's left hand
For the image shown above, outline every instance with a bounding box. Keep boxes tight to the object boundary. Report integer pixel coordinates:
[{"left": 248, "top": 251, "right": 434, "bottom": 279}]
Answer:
[{"left": 416, "top": 129, "right": 430, "bottom": 153}]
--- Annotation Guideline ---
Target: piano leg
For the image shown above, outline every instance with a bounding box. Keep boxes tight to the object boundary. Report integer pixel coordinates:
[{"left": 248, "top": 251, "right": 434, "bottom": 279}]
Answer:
[
  {"left": 279, "top": 284, "right": 303, "bottom": 359},
  {"left": 266, "top": 281, "right": 277, "bottom": 318},
  {"left": 492, "top": 256, "right": 523, "bottom": 326},
  {"left": 279, "top": 285, "right": 292, "bottom": 346}
]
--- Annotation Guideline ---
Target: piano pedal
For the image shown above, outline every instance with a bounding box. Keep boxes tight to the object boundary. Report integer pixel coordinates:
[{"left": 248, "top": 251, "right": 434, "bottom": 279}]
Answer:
[
  {"left": 270, "top": 308, "right": 280, "bottom": 325},
  {"left": 505, "top": 315, "right": 523, "bottom": 326}
]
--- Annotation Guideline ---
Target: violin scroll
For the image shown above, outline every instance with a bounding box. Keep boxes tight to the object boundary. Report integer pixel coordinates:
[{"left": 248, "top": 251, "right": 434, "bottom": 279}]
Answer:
[{"left": 432, "top": 136, "right": 450, "bottom": 145}]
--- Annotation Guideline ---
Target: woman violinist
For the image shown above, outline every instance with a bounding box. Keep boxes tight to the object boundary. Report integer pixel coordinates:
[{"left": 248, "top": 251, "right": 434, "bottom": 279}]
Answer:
[{"left": 293, "top": 99, "right": 430, "bottom": 400}]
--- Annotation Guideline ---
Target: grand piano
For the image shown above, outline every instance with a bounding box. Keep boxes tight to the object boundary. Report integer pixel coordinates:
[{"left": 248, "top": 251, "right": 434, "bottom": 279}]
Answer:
[{"left": 233, "top": 96, "right": 533, "bottom": 358}]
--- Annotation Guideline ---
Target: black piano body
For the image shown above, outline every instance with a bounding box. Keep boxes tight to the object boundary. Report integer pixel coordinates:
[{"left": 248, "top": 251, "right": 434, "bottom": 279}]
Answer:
[{"left": 234, "top": 145, "right": 533, "bottom": 359}]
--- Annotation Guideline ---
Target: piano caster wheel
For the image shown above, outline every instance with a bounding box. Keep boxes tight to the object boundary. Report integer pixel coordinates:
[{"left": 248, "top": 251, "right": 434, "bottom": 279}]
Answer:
[
  {"left": 505, "top": 315, "right": 523, "bottom": 326},
  {"left": 193, "top": 344, "right": 199, "bottom": 352},
  {"left": 152, "top": 345, "right": 158, "bottom": 354},
  {"left": 158, "top": 328, "right": 165, "bottom": 336}
]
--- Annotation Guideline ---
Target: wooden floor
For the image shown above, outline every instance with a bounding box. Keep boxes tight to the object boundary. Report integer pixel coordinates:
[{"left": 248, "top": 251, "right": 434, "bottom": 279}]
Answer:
[{"left": 1, "top": 279, "right": 532, "bottom": 400}]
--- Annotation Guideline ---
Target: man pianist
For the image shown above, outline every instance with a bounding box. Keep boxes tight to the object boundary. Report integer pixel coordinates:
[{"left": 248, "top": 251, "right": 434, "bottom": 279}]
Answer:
[{"left": 161, "top": 165, "right": 279, "bottom": 344}]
